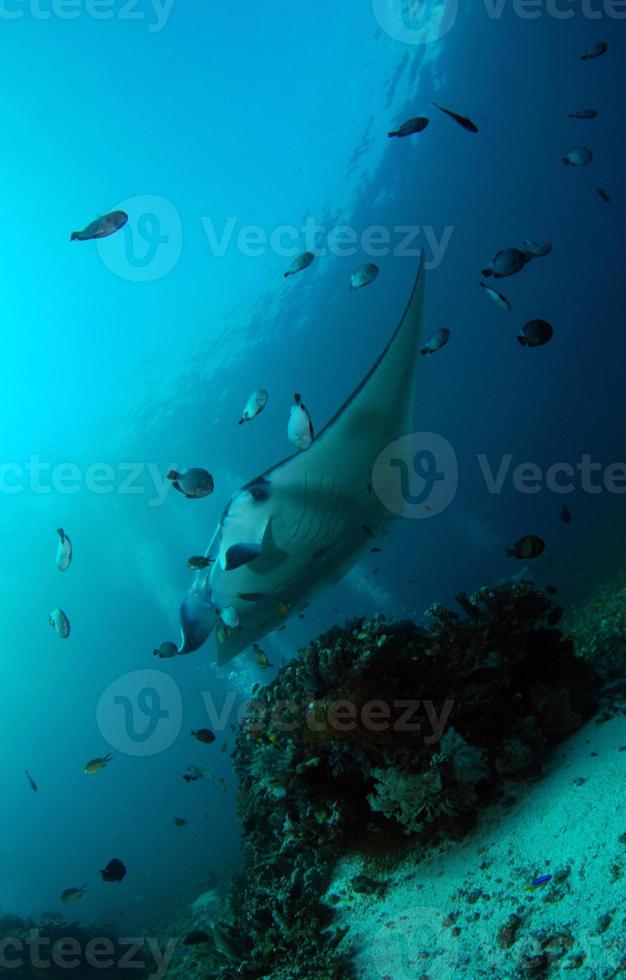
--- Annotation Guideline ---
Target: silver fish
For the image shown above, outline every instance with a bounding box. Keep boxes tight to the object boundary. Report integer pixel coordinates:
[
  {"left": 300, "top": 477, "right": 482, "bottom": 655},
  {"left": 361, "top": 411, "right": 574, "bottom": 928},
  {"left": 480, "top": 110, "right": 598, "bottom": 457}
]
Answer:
[
  {"left": 55, "top": 528, "right": 72, "bottom": 572},
  {"left": 420, "top": 328, "right": 450, "bottom": 356},
  {"left": 71, "top": 211, "right": 128, "bottom": 242},
  {"left": 479, "top": 282, "right": 512, "bottom": 311},
  {"left": 563, "top": 147, "right": 593, "bottom": 167},
  {"left": 49, "top": 608, "right": 70, "bottom": 639},
  {"left": 239, "top": 389, "right": 268, "bottom": 425},
  {"left": 284, "top": 252, "right": 315, "bottom": 279},
  {"left": 350, "top": 263, "right": 379, "bottom": 290},
  {"left": 288, "top": 394, "right": 314, "bottom": 451}
]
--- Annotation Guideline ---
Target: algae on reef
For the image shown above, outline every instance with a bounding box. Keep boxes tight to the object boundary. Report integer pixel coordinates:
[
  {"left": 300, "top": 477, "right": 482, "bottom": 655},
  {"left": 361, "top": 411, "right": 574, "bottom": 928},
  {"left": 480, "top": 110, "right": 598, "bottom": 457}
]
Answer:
[{"left": 214, "top": 582, "right": 600, "bottom": 978}]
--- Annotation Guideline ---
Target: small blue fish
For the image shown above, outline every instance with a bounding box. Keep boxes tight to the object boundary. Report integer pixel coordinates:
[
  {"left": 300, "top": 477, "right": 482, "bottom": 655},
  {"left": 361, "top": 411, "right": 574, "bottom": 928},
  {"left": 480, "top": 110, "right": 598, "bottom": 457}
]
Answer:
[{"left": 524, "top": 874, "right": 552, "bottom": 890}]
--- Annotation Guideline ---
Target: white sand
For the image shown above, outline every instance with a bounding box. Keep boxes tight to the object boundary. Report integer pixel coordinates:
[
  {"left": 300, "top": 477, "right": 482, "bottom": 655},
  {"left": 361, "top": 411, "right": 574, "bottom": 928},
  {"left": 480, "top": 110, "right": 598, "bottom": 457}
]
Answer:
[{"left": 326, "top": 714, "right": 626, "bottom": 978}]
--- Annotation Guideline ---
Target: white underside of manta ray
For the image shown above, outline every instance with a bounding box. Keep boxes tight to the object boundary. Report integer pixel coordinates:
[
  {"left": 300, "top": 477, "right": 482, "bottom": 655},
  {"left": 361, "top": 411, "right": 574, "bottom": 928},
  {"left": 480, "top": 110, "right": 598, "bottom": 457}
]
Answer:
[{"left": 178, "top": 254, "right": 427, "bottom": 665}]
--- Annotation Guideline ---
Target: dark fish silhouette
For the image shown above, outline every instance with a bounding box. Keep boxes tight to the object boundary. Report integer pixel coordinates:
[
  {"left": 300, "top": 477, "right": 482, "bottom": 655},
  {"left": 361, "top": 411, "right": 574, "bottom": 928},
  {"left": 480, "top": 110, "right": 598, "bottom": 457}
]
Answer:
[
  {"left": 25, "top": 770, "right": 38, "bottom": 793},
  {"left": 191, "top": 729, "right": 216, "bottom": 744},
  {"left": 167, "top": 468, "right": 214, "bottom": 499},
  {"left": 581, "top": 41, "right": 607, "bottom": 60},
  {"left": 100, "top": 859, "right": 127, "bottom": 883},
  {"left": 187, "top": 556, "right": 214, "bottom": 570},
  {"left": 560, "top": 504, "right": 572, "bottom": 525},
  {"left": 388, "top": 116, "right": 429, "bottom": 138},
  {"left": 568, "top": 109, "right": 597, "bottom": 119},
  {"left": 506, "top": 535, "right": 545, "bottom": 560},
  {"left": 284, "top": 252, "right": 315, "bottom": 278},
  {"left": 518, "top": 319, "right": 553, "bottom": 348},
  {"left": 420, "top": 328, "right": 450, "bottom": 356},
  {"left": 71, "top": 211, "right": 128, "bottom": 242},
  {"left": 431, "top": 102, "right": 478, "bottom": 133},
  {"left": 596, "top": 187, "right": 610, "bottom": 204}
]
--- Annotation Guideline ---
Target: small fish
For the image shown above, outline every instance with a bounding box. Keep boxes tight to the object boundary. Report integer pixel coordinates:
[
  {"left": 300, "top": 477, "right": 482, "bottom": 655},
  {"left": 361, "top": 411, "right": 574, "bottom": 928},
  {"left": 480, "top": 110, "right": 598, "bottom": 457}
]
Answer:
[
  {"left": 517, "top": 319, "right": 553, "bottom": 348},
  {"left": 252, "top": 644, "right": 273, "bottom": 669},
  {"left": 55, "top": 529, "right": 72, "bottom": 572},
  {"left": 49, "top": 608, "right": 70, "bottom": 639},
  {"left": 191, "top": 728, "right": 216, "bottom": 744},
  {"left": 596, "top": 187, "right": 610, "bottom": 204},
  {"left": 100, "top": 859, "right": 127, "bottom": 883},
  {"left": 183, "top": 931, "right": 212, "bottom": 946},
  {"left": 25, "top": 769, "right": 38, "bottom": 793},
  {"left": 581, "top": 40, "right": 607, "bottom": 60},
  {"left": 420, "top": 327, "right": 450, "bottom": 356},
  {"left": 221, "top": 740, "right": 228, "bottom": 754},
  {"left": 560, "top": 504, "right": 572, "bottom": 525},
  {"left": 84, "top": 753, "right": 113, "bottom": 775},
  {"left": 506, "top": 535, "right": 546, "bottom": 560},
  {"left": 239, "top": 389, "right": 268, "bottom": 425},
  {"left": 60, "top": 886, "right": 88, "bottom": 903},
  {"left": 524, "top": 874, "right": 552, "bottom": 890},
  {"left": 350, "top": 263, "right": 379, "bottom": 290},
  {"left": 251, "top": 682, "right": 262, "bottom": 697},
  {"left": 237, "top": 592, "right": 271, "bottom": 602},
  {"left": 388, "top": 116, "right": 429, "bottom": 138},
  {"left": 284, "top": 251, "right": 315, "bottom": 279},
  {"left": 371, "top": 547, "right": 382, "bottom": 553},
  {"left": 183, "top": 765, "right": 204, "bottom": 783},
  {"left": 167, "top": 468, "right": 214, "bottom": 499},
  {"left": 219, "top": 606, "right": 240, "bottom": 629},
  {"left": 482, "top": 248, "right": 532, "bottom": 279},
  {"left": 479, "top": 282, "right": 512, "bottom": 311},
  {"left": 563, "top": 147, "right": 593, "bottom": 167},
  {"left": 521, "top": 240, "right": 552, "bottom": 258},
  {"left": 430, "top": 102, "right": 478, "bottom": 133},
  {"left": 187, "top": 555, "right": 214, "bottom": 570},
  {"left": 71, "top": 211, "right": 128, "bottom": 242},
  {"left": 547, "top": 607, "right": 564, "bottom": 627},
  {"left": 362, "top": 525, "right": 375, "bottom": 539},
  {"left": 173, "top": 817, "right": 187, "bottom": 827},
  {"left": 276, "top": 600, "right": 291, "bottom": 618},
  {"left": 153, "top": 641, "right": 178, "bottom": 659},
  {"left": 568, "top": 108, "right": 597, "bottom": 119},
  {"left": 288, "top": 393, "right": 314, "bottom": 450}
]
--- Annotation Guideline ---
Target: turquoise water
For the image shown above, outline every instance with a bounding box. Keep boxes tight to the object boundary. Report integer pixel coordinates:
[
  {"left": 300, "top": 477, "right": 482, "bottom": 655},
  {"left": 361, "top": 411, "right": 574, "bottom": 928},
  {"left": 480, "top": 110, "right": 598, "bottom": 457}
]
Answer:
[{"left": 1, "top": 0, "right": 623, "bottom": 946}]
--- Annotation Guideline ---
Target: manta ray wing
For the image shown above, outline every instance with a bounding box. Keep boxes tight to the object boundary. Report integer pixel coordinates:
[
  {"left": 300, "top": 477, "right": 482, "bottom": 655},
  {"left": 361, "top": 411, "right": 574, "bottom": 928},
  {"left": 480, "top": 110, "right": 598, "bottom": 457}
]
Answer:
[{"left": 179, "top": 255, "right": 426, "bottom": 662}]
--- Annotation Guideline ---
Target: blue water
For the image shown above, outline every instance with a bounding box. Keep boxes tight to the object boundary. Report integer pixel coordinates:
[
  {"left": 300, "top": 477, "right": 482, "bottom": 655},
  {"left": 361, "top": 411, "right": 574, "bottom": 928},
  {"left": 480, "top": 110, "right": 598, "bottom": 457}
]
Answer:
[{"left": 1, "top": 0, "right": 623, "bottom": 929}]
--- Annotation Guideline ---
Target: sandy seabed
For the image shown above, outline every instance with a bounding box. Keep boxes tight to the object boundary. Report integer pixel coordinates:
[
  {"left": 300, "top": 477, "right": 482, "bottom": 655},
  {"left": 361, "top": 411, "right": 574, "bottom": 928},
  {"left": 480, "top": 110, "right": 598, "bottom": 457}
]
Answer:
[{"left": 326, "top": 714, "right": 626, "bottom": 979}]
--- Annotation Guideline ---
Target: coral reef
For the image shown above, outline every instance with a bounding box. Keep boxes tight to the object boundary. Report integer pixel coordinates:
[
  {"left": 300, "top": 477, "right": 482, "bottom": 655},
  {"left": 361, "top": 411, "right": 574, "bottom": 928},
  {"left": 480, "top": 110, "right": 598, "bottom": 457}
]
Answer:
[{"left": 211, "top": 581, "right": 599, "bottom": 978}]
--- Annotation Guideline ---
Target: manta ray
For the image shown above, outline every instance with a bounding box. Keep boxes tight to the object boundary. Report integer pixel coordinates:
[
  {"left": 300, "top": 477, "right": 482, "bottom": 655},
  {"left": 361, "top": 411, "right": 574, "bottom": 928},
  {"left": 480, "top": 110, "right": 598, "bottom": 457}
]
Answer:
[{"left": 178, "top": 255, "right": 426, "bottom": 663}]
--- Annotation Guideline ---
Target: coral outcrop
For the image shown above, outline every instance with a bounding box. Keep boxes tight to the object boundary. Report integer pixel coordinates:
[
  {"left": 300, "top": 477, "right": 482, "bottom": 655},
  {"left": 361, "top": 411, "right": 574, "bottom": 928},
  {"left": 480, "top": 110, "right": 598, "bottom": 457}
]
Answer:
[{"left": 213, "top": 582, "right": 599, "bottom": 978}]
